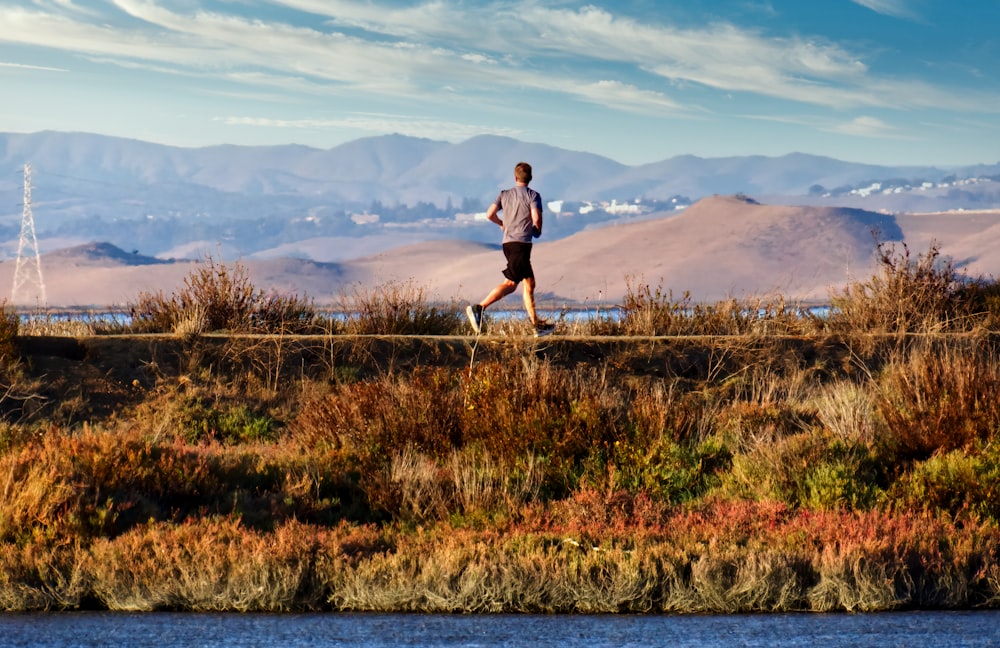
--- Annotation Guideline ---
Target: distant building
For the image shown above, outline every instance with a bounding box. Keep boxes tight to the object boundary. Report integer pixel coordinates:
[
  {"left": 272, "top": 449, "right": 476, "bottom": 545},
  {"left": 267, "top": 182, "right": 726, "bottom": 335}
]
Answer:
[{"left": 350, "top": 212, "right": 380, "bottom": 225}]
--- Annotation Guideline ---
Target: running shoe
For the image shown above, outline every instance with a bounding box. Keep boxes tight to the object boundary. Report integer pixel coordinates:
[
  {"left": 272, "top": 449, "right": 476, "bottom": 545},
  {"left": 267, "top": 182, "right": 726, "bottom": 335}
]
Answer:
[
  {"left": 534, "top": 321, "right": 555, "bottom": 337},
  {"left": 466, "top": 304, "right": 484, "bottom": 334}
]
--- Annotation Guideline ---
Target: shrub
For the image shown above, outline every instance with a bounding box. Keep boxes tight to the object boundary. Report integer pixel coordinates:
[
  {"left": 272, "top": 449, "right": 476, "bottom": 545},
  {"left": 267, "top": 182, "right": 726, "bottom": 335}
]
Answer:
[
  {"left": 460, "top": 360, "right": 625, "bottom": 494},
  {"left": 875, "top": 340, "right": 1000, "bottom": 460},
  {"left": 814, "top": 379, "right": 879, "bottom": 445},
  {"left": 606, "top": 278, "right": 811, "bottom": 337},
  {"left": 183, "top": 404, "right": 275, "bottom": 445},
  {"left": 723, "top": 429, "right": 883, "bottom": 510},
  {"left": 340, "top": 280, "right": 461, "bottom": 335},
  {"left": 129, "top": 257, "right": 319, "bottom": 334},
  {"left": 890, "top": 446, "right": 1000, "bottom": 519},
  {"left": 0, "top": 301, "right": 18, "bottom": 367},
  {"left": 827, "top": 240, "right": 966, "bottom": 334},
  {"left": 611, "top": 434, "right": 729, "bottom": 504},
  {"left": 953, "top": 277, "right": 1000, "bottom": 330}
]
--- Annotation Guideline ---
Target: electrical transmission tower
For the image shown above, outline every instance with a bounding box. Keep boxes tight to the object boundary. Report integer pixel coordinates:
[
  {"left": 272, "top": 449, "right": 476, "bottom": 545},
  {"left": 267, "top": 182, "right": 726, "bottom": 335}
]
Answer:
[{"left": 11, "top": 163, "right": 47, "bottom": 305}]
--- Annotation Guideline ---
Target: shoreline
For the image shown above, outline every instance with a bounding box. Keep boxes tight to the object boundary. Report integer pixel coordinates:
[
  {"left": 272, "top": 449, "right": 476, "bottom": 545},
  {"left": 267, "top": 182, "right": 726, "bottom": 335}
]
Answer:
[{"left": 6, "top": 507, "right": 999, "bottom": 614}]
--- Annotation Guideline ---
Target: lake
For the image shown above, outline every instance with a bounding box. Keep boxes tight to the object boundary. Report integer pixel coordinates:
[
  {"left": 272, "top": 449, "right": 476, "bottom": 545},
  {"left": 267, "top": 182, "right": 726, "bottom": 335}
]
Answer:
[{"left": 1, "top": 611, "right": 998, "bottom": 647}]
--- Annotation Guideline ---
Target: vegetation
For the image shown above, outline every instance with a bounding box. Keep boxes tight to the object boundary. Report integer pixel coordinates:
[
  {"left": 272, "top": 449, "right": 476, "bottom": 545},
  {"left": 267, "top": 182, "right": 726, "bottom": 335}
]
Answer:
[
  {"left": 128, "top": 257, "right": 322, "bottom": 335},
  {"left": 5, "top": 247, "right": 1000, "bottom": 613}
]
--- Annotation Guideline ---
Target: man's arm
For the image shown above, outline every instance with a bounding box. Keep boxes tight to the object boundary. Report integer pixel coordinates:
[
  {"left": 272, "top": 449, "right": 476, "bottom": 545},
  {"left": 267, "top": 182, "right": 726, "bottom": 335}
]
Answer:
[
  {"left": 531, "top": 205, "right": 543, "bottom": 238},
  {"left": 486, "top": 203, "right": 503, "bottom": 229}
]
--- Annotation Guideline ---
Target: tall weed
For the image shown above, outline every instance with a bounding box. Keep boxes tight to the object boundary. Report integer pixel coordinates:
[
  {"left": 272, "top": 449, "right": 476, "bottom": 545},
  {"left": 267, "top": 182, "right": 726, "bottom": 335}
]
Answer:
[
  {"left": 875, "top": 339, "right": 1000, "bottom": 460},
  {"left": 129, "top": 257, "right": 319, "bottom": 334},
  {"left": 341, "top": 280, "right": 461, "bottom": 335},
  {"left": 607, "top": 278, "right": 812, "bottom": 337},
  {"left": 828, "top": 240, "right": 967, "bottom": 334},
  {"left": 0, "top": 301, "right": 19, "bottom": 366}
]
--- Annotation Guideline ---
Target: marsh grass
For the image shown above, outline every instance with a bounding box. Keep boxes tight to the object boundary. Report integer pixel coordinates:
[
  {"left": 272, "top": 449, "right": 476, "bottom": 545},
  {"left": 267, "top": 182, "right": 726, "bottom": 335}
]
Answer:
[
  {"left": 6, "top": 502, "right": 999, "bottom": 613},
  {"left": 599, "top": 278, "right": 818, "bottom": 337},
  {"left": 7, "top": 245, "right": 1000, "bottom": 611},
  {"left": 340, "top": 280, "right": 462, "bottom": 335},
  {"left": 129, "top": 256, "right": 319, "bottom": 334},
  {"left": 826, "top": 240, "right": 1000, "bottom": 334}
]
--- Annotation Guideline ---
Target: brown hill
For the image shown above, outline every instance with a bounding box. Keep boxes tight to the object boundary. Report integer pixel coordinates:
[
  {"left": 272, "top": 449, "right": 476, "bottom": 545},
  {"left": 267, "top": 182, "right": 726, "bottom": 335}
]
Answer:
[
  {"left": 5, "top": 198, "right": 1000, "bottom": 307},
  {"left": 343, "top": 196, "right": 905, "bottom": 304}
]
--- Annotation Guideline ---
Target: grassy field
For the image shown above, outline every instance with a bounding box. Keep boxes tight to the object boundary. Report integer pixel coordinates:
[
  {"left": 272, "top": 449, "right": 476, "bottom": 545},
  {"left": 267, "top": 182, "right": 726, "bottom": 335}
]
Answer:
[{"left": 5, "top": 244, "right": 1000, "bottom": 613}]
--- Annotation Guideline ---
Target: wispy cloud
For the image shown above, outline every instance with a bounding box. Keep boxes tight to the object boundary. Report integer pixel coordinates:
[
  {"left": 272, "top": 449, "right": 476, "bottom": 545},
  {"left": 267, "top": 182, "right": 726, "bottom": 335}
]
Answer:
[
  {"left": 743, "top": 112, "right": 913, "bottom": 140},
  {"left": 0, "top": 0, "right": 993, "bottom": 126},
  {"left": 829, "top": 115, "right": 912, "bottom": 139},
  {"left": 850, "top": 0, "right": 919, "bottom": 19},
  {"left": 220, "top": 114, "right": 523, "bottom": 141},
  {"left": 0, "top": 60, "right": 67, "bottom": 72},
  {"left": 268, "top": 1, "right": 990, "bottom": 113}
]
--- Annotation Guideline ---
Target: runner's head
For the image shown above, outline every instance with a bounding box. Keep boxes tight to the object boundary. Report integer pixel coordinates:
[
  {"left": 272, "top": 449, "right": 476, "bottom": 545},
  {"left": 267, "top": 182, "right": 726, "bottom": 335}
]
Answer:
[{"left": 514, "top": 162, "right": 532, "bottom": 185}]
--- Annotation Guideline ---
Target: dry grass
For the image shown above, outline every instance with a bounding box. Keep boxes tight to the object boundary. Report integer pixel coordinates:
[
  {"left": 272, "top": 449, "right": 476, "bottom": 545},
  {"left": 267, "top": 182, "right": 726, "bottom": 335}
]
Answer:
[
  {"left": 875, "top": 338, "right": 1000, "bottom": 460},
  {"left": 6, "top": 256, "right": 1000, "bottom": 612},
  {"left": 827, "top": 240, "right": 993, "bottom": 334},
  {"left": 594, "top": 279, "right": 818, "bottom": 337},
  {"left": 128, "top": 256, "right": 320, "bottom": 334},
  {"left": 340, "top": 280, "right": 462, "bottom": 335}
]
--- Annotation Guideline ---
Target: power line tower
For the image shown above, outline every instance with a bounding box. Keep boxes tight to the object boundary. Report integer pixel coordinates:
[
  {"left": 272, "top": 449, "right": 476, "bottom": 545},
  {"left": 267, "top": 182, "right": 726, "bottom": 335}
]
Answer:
[{"left": 11, "top": 163, "right": 47, "bottom": 306}]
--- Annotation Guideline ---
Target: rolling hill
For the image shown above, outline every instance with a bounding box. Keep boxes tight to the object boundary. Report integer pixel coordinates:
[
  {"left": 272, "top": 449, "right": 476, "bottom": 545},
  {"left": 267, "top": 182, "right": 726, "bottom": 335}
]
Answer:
[{"left": 8, "top": 196, "right": 1000, "bottom": 308}]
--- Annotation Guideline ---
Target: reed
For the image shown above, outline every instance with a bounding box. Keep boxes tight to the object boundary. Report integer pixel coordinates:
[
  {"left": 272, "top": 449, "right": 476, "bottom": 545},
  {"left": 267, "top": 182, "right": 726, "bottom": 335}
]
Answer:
[
  {"left": 600, "top": 279, "right": 816, "bottom": 337},
  {"left": 128, "top": 256, "right": 319, "bottom": 334},
  {"left": 340, "top": 280, "right": 462, "bottom": 335},
  {"left": 4, "top": 250, "right": 1000, "bottom": 612},
  {"left": 827, "top": 240, "right": 980, "bottom": 334}
]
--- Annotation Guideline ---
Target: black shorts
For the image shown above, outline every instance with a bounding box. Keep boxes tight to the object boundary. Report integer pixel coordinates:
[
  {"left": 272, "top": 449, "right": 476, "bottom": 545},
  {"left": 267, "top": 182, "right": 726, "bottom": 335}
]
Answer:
[{"left": 501, "top": 242, "right": 534, "bottom": 283}]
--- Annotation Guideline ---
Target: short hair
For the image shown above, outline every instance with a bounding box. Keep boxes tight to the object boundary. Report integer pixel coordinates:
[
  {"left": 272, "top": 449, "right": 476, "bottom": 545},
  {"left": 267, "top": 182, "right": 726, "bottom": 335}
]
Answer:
[{"left": 514, "top": 162, "right": 532, "bottom": 184}]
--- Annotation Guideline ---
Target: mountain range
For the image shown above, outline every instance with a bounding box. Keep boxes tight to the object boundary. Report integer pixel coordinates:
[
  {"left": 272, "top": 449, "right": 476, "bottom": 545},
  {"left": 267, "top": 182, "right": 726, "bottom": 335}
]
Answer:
[{"left": 2, "top": 131, "right": 1000, "bottom": 307}]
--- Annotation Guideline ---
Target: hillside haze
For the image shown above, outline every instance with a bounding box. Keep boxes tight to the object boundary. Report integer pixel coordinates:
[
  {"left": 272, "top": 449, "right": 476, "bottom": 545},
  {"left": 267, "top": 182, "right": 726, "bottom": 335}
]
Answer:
[
  {"left": 2, "top": 131, "right": 1000, "bottom": 261},
  {"left": 2, "top": 131, "right": 1000, "bottom": 307},
  {"left": 338, "top": 196, "right": 913, "bottom": 304},
  {"left": 7, "top": 196, "right": 1000, "bottom": 308}
]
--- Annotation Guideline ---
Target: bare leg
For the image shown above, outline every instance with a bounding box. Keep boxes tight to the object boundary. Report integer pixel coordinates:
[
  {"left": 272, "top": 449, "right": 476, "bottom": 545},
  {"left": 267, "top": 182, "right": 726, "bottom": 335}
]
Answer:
[
  {"left": 522, "top": 277, "right": 538, "bottom": 325},
  {"left": 480, "top": 279, "right": 517, "bottom": 309}
]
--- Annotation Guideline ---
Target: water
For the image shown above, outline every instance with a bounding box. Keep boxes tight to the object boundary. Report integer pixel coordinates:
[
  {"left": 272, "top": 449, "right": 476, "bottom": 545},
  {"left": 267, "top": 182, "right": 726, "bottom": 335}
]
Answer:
[
  {"left": 16, "top": 304, "right": 832, "bottom": 332},
  {"left": 1, "top": 611, "right": 998, "bottom": 647}
]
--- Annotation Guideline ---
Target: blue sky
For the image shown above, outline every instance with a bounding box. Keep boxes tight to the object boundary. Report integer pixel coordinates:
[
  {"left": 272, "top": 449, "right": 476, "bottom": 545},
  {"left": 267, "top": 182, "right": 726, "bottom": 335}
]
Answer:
[{"left": 1, "top": 0, "right": 998, "bottom": 166}]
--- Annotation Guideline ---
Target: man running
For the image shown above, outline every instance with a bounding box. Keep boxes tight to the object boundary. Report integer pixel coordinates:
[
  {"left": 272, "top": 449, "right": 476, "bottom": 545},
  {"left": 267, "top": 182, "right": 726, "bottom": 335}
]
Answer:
[{"left": 466, "top": 161, "right": 555, "bottom": 337}]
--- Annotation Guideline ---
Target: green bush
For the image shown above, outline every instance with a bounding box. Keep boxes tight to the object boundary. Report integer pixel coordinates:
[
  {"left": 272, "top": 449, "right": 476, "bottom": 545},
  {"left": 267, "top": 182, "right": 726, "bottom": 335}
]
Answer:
[
  {"left": 723, "top": 430, "right": 884, "bottom": 510},
  {"left": 611, "top": 435, "right": 729, "bottom": 503},
  {"left": 184, "top": 404, "right": 275, "bottom": 445},
  {"left": 890, "top": 447, "right": 1000, "bottom": 519},
  {"left": 802, "top": 457, "right": 882, "bottom": 510}
]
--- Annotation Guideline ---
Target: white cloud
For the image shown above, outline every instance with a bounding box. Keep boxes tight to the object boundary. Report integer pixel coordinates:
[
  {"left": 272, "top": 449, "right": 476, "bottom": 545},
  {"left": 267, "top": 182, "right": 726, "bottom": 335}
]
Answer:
[
  {"left": 850, "top": 0, "right": 918, "bottom": 19},
  {"left": 0, "top": 0, "right": 994, "bottom": 127},
  {"left": 566, "top": 80, "right": 690, "bottom": 116},
  {"left": 830, "top": 115, "right": 910, "bottom": 139},
  {"left": 0, "top": 61, "right": 67, "bottom": 72},
  {"left": 31, "top": 0, "right": 101, "bottom": 17}
]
